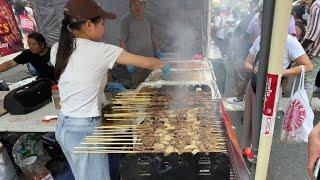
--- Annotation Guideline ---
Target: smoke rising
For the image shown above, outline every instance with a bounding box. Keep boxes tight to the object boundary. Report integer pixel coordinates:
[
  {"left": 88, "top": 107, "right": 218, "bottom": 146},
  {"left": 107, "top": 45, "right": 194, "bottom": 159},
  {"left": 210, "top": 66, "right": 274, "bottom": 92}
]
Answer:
[{"left": 161, "top": 2, "right": 204, "bottom": 59}]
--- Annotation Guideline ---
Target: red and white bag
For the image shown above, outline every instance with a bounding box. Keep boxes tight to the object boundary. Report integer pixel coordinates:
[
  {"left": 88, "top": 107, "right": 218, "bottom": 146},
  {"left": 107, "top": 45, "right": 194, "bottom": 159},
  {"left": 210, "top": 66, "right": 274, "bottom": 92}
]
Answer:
[{"left": 281, "top": 65, "right": 314, "bottom": 143}]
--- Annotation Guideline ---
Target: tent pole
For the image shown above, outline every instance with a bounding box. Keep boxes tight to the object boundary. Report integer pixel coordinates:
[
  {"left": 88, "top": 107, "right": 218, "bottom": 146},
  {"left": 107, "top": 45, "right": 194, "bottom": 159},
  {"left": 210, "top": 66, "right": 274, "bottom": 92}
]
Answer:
[
  {"left": 250, "top": 0, "right": 276, "bottom": 177},
  {"left": 254, "top": 0, "right": 292, "bottom": 179}
]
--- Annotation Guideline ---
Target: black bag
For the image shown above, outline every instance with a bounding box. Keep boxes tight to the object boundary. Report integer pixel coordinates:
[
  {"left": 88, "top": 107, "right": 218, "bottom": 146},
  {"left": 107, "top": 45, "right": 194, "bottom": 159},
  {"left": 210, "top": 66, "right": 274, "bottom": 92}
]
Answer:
[
  {"left": 251, "top": 51, "right": 292, "bottom": 93},
  {"left": 251, "top": 51, "right": 260, "bottom": 93},
  {"left": 316, "top": 70, "right": 320, "bottom": 88},
  {"left": 4, "top": 78, "right": 53, "bottom": 115}
]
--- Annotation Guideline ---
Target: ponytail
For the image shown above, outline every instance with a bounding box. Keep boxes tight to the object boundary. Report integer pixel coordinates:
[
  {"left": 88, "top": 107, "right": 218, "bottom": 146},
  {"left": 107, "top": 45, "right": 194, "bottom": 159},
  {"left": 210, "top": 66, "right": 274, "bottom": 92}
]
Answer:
[
  {"left": 54, "top": 15, "right": 76, "bottom": 81},
  {"left": 54, "top": 15, "right": 103, "bottom": 81}
]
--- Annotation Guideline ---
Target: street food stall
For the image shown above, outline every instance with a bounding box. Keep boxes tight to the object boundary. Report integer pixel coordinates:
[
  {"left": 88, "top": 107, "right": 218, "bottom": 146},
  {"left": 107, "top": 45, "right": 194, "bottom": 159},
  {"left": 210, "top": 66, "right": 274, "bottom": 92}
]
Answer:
[
  {"left": 0, "top": 0, "right": 304, "bottom": 179},
  {"left": 74, "top": 58, "right": 248, "bottom": 180},
  {"left": 0, "top": 0, "right": 250, "bottom": 179}
]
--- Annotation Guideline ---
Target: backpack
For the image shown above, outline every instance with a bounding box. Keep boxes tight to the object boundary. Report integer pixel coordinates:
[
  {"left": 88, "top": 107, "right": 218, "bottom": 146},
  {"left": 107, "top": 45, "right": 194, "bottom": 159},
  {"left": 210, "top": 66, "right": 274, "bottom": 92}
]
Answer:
[{"left": 4, "top": 78, "right": 53, "bottom": 115}]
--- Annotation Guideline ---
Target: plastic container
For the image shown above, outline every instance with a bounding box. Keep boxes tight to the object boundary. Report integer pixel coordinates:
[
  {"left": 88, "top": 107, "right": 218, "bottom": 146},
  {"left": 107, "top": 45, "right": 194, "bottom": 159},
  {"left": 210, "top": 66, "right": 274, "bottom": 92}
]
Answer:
[
  {"left": 51, "top": 85, "right": 61, "bottom": 109},
  {"left": 21, "top": 156, "right": 53, "bottom": 180}
]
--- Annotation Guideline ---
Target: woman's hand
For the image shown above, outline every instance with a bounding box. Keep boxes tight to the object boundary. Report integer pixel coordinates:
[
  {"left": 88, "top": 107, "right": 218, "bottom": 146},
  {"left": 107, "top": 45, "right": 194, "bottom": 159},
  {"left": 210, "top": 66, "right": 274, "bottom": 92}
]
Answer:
[
  {"left": 253, "top": 66, "right": 258, "bottom": 74},
  {"left": 283, "top": 54, "right": 313, "bottom": 77},
  {"left": 244, "top": 53, "right": 255, "bottom": 72}
]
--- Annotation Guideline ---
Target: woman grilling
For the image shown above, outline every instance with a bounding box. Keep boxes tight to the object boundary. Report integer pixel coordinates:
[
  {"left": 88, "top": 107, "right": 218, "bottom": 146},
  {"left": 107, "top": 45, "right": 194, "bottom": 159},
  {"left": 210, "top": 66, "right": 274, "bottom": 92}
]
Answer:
[{"left": 50, "top": 0, "right": 170, "bottom": 179}]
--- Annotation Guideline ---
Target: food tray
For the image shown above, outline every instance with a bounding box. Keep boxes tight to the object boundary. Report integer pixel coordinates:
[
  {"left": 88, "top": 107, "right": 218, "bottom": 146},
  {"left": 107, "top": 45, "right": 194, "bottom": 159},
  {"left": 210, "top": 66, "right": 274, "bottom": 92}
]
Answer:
[
  {"left": 145, "top": 69, "right": 213, "bottom": 83},
  {"left": 167, "top": 60, "right": 210, "bottom": 70},
  {"left": 137, "top": 81, "right": 222, "bottom": 100}
]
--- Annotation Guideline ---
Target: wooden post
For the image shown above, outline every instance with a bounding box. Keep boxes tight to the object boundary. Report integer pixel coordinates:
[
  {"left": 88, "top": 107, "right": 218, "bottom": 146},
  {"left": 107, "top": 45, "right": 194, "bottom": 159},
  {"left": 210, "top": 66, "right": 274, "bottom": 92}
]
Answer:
[{"left": 255, "top": 0, "right": 292, "bottom": 179}]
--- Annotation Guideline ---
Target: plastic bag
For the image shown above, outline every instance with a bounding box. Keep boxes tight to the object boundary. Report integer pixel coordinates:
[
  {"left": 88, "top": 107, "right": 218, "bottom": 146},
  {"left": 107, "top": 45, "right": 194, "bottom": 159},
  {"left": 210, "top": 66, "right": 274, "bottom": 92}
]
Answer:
[
  {"left": 21, "top": 156, "right": 53, "bottom": 180},
  {"left": 0, "top": 143, "right": 17, "bottom": 180},
  {"left": 281, "top": 66, "right": 314, "bottom": 143},
  {"left": 12, "top": 133, "right": 51, "bottom": 168},
  {"left": 19, "top": 15, "right": 35, "bottom": 32}
]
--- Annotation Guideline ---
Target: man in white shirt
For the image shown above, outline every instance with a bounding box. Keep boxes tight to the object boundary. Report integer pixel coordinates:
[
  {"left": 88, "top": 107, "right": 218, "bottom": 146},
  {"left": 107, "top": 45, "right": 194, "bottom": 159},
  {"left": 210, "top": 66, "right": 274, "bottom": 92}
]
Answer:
[
  {"left": 214, "top": 9, "right": 227, "bottom": 56},
  {"left": 240, "top": 34, "right": 313, "bottom": 150}
]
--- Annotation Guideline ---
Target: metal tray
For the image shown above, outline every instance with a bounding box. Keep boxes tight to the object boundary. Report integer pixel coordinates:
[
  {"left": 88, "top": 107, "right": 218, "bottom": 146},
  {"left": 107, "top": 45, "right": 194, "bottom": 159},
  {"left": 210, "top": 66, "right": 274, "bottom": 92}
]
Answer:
[
  {"left": 137, "top": 81, "right": 221, "bottom": 100},
  {"left": 145, "top": 69, "right": 212, "bottom": 82},
  {"left": 167, "top": 60, "right": 211, "bottom": 70}
]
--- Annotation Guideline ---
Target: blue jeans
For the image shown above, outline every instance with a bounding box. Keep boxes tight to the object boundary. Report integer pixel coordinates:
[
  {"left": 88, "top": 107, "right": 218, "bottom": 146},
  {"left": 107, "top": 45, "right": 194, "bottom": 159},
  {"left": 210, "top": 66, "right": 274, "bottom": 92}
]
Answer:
[
  {"left": 55, "top": 114, "right": 110, "bottom": 180},
  {"left": 26, "top": 63, "right": 38, "bottom": 76}
]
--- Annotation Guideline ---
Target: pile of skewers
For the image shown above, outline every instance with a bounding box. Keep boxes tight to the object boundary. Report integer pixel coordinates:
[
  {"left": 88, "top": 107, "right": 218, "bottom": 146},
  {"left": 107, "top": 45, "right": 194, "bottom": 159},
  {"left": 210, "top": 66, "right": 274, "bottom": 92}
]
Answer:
[{"left": 74, "top": 88, "right": 227, "bottom": 155}]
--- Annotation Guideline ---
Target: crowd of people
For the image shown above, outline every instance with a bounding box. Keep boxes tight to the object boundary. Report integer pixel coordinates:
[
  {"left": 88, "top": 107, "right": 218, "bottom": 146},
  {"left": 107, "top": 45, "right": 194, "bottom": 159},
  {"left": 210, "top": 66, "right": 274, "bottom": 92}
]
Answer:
[
  {"left": 0, "top": 0, "right": 319, "bottom": 179},
  {"left": 212, "top": 0, "right": 320, "bottom": 179},
  {"left": 212, "top": 1, "right": 316, "bottom": 104}
]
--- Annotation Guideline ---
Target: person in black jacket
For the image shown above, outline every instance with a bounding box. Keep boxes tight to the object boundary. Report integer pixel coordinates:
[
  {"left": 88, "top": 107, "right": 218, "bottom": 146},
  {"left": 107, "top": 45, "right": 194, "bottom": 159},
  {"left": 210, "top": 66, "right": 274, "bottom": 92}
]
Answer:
[{"left": 0, "top": 32, "right": 54, "bottom": 80}]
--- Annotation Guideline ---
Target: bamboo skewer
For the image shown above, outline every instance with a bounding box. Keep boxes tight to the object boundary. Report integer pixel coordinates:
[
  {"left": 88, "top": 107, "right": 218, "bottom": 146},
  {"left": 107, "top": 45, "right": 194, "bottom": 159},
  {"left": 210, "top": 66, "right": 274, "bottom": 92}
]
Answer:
[
  {"left": 117, "top": 92, "right": 153, "bottom": 94},
  {"left": 97, "top": 124, "right": 140, "bottom": 126},
  {"left": 74, "top": 150, "right": 141, "bottom": 154},
  {"left": 112, "top": 98, "right": 211, "bottom": 102},
  {"left": 115, "top": 96, "right": 152, "bottom": 98},
  {"left": 94, "top": 128, "right": 146, "bottom": 130},
  {"left": 117, "top": 92, "right": 212, "bottom": 96},
  {"left": 94, "top": 129, "right": 147, "bottom": 132},
  {"left": 95, "top": 127, "right": 145, "bottom": 130},
  {"left": 111, "top": 107, "right": 149, "bottom": 110},
  {"left": 111, "top": 107, "right": 147, "bottom": 110},
  {"left": 87, "top": 135, "right": 141, "bottom": 138},
  {"left": 104, "top": 113, "right": 149, "bottom": 118},
  {"left": 94, "top": 128, "right": 147, "bottom": 132},
  {"left": 113, "top": 96, "right": 152, "bottom": 99},
  {"left": 117, "top": 92, "right": 153, "bottom": 95},
  {"left": 96, "top": 125, "right": 143, "bottom": 128},
  {"left": 112, "top": 100, "right": 152, "bottom": 103},
  {"left": 111, "top": 103, "right": 152, "bottom": 106},
  {"left": 111, "top": 102, "right": 212, "bottom": 106},
  {"left": 111, "top": 107, "right": 213, "bottom": 110},
  {"left": 85, "top": 138, "right": 140, "bottom": 142},
  {"left": 75, "top": 147, "right": 135, "bottom": 150},
  {"left": 94, "top": 128, "right": 146, "bottom": 131},
  {"left": 93, "top": 132, "right": 143, "bottom": 135},
  {"left": 74, "top": 146, "right": 134, "bottom": 149},
  {"left": 111, "top": 101, "right": 154, "bottom": 104},
  {"left": 111, "top": 110, "right": 141, "bottom": 112},
  {"left": 105, "top": 118, "right": 137, "bottom": 121},
  {"left": 81, "top": 142, "right": 142, "bottom": 145},
  {"left": 112, "top": 105, "right": 149, "bottom": 108},
  {"left": 105, "top": 112, "right": 148, "bottom": 115},
  {"left": 111, "top": 98, "right": 151, "bottom": 101},
  {"left": 104, "top": 115, "right": 150, "bottom": 118}
]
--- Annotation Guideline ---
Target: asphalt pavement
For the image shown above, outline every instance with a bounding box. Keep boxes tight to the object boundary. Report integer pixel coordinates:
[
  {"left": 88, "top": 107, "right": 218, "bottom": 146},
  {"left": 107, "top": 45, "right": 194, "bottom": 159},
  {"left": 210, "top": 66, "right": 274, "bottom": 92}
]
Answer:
[{"left": 222, "top": 57, "right": 319, "bottom": 180}]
